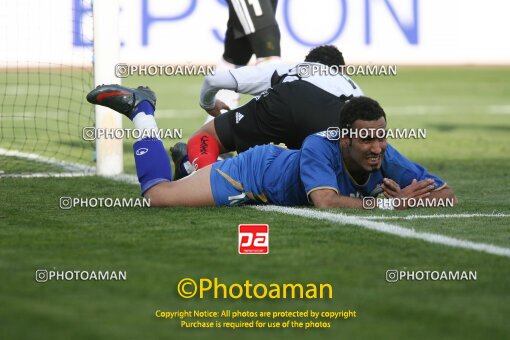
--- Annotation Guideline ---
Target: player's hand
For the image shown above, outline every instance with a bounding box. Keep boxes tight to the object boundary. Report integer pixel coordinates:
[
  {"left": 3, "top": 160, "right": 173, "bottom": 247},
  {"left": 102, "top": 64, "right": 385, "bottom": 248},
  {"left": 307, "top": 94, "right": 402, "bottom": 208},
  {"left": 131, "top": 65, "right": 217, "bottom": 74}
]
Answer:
[
  {"left": 380, "top": 178, "right": 404, "bottom": 209},
  {"left": 205, "top": 99, "right": 230, "bottom": 117},
  {"left": 402, "top": 178, "right": 436, "bottom": 199},
  {"left": 382, "top": 178, "right": 435, "bottom": 198},
  {"left": 380, "top": 178, "right": 402, "bottom": 198},
  {"left": 382, "top": 178, "right": 435, "bottom": 209}
]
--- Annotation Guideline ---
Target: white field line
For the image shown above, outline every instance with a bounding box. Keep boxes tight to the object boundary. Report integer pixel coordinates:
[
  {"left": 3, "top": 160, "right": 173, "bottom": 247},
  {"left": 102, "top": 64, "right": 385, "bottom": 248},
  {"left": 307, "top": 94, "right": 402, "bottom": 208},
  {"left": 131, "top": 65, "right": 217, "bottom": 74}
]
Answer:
[
  {"left": 3, "top": 148, "right": 509, "bottom": 258},
  {"left": 106, "top": 173, "right": 138, "bottom": 184},
  {"left": 362, "top": 213, "right": 510, "bottom": 220},
  {"left": 0, "top": 172, "right": 95, "bottom": 178},
  {"left": 0, "top": 148, "right": 94, "bottom": 172},
  {"left": 487, "top": 105, "right": 510, "bottom": 114},
  {"left": 2, "top": 105, "right": 509, "bottom": 119},
  {"left": 384, "top": 104, "right": 510, "bottom": 115},
  {"left": 0, "top": 172, "right": 139, "bottom": 183},
  {"left": 0, "top": 111, "right": 63, "bottom": 120},
  {"left": 253, "top": 206, "right": 510, "bottom": 258},
  {"left": 153, "top": 109, "right": 202, "bottom": 118},
  {"left": 0, "top": 109, "right": 199, "bottom": 120},
  {"left": 0, "top": 148, "right": 139, "bottom": 184}
]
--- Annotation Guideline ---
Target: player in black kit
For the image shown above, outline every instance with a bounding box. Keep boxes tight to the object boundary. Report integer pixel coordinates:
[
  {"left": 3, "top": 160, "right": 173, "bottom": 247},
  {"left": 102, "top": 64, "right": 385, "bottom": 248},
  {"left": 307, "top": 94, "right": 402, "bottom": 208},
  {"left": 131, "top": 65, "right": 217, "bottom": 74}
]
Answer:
[
  {"left": 176, "top": 45, "right": 364, "bottom": 179},
  {"left": 200, "top": 0, "right": 282, "bottom": 153},
  {"left": 223, "top": 0, "right": 281, "bottom": 65}
]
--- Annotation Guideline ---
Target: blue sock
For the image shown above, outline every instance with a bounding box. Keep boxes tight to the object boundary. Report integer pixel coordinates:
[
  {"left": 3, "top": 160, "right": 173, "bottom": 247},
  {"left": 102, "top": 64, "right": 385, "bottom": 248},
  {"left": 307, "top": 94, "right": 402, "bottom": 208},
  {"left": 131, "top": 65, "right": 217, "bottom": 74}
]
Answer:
[
  {"left": 134, "top": 138, "right": 172, "bottom": 194},
  {"left": 131, "top": 100, "right": 154, "bottom": 120}
]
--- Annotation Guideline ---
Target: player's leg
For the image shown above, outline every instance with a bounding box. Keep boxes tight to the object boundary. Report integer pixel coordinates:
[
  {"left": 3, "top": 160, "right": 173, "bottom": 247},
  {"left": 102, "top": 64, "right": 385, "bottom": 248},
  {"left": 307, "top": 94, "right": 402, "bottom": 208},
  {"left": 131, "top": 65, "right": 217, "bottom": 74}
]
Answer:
[
  {"left": 187, "top": 97, "right": 272, "bottom": 172},
  {"left": 181, "top": 100, "right": 271, "bottom": 176},
  {"left": 223, "top": 3, "right": 255, "bottom": 67},
  {"left": 192, "top": 22, "right": 253, "bottom": 175},
  {"left": 179, "top": 40, "right": 253, "bottom": 175},
  {"left": 247, "top": 25, "right": 281, "bottom": 64},
  {"left": 223, "top": 29, "right": 254, "bottom": 67},
  {"left": 86, "top": 84, "right": 215, "bottom": 207},
  {"left": 232, "top": 0, "right": 280, "bottom": 64},
  {"left": 170, "top": 112, "right": 232, "bottom": 181},
  {"left": 184, "top": 110, "right": 234, "bottom": 172},
  {"left": 144, "top": 166, "right": 215, "bottom": 207},
  {"left": 155, "top": 143, "right": 271, "bottom": 207}
]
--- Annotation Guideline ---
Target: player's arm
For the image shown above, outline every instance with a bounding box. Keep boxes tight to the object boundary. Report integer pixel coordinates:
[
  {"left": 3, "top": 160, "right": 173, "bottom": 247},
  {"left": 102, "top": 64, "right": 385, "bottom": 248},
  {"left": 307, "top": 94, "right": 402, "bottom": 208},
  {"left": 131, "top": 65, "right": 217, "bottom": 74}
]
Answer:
[
  {"left": 382, "top": 178, "right": 457, "bottom": 209},
  {"left": 429, "top": 185, "right": 457, "bottom": 203},
  {"left": 228, "top": 63, "right": 291, "bottom": 95},
  {"left": 199, "top": 64, "right": 291, "bottom": 116},
  {"left": 199, "top": 71, "right": 236, "bottom": 117},
  {"left": 299, "top": 134, "right": 369, "bottom": 209},
  {"left": 381, "top": 144, "right": 458, "bottom": 208},
  {"left": 309, "top": 189, "right": 364, "bottom": 209}
]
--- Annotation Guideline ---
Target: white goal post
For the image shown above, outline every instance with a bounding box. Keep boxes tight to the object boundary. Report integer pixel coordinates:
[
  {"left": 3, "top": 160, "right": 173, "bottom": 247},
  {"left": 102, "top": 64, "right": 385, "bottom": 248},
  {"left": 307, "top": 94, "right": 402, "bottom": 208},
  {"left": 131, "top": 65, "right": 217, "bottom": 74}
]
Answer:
[{"left": 92, "top": 0, "right": 123, "bottom": 175}]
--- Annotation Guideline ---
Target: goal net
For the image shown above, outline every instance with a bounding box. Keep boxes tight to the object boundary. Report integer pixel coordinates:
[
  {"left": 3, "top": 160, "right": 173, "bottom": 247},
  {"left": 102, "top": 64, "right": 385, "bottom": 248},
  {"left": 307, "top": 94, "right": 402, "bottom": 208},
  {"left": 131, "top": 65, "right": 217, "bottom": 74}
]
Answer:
[{"left": 0, "top": 0, "right": 121, "bottom": 178}]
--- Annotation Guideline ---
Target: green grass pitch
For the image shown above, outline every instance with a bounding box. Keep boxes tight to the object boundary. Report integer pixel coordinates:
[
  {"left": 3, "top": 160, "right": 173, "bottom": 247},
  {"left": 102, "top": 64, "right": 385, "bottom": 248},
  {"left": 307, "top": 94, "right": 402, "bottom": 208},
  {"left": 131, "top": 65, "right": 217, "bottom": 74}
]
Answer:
[{"left": 0, "top": 67, "right": 509, "bottom": 339}]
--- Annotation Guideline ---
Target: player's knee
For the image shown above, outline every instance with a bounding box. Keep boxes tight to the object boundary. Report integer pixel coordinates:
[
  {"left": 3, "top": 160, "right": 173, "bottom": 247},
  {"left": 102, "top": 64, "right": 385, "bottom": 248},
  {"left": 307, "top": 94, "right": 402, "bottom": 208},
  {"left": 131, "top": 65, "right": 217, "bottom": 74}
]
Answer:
[
  {"left": 144, "top": 183, "right": 172, "bottom": 207},
  {"left": 143, "top": 190, "right": 161, "bottom": 207}
]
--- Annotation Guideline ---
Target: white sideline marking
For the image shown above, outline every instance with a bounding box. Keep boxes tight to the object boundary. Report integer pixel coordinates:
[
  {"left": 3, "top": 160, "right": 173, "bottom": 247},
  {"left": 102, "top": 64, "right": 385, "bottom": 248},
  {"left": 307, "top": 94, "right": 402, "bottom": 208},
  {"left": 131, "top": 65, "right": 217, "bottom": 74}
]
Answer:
[
  {"left": 108, "top": 174, "right": 138, "bottom": 185},
  {"left": 0, "top": 148, "right": 94, "bottom": 173},
  {"left": 488, "top": 105, "right": 510, "bottom": 114},
  {"left": 4, "top": 147, "right": 508, "bottom": 257},
  {"left": 386, "top": 105, "right": 450, "bottom": 115},
  {"left": 0, "top": 172, "right": 95, "bottom": 179},
  {"left": 0, "top": 172, "right": 139, "bottom": 184},
  {"left": 0, "top": 148, "right": 138, "bottom": 184},
  {"left": 1, "top": 109, "right": 200, "bottom": 120},
  {"left": 384, "top": 104, "right": 510, "bottom": 115},
  {"left": 0, "top": 111, "right": 63, "bottom": 120},
  {"left": 363, "top": 213, "right": 510, "bottom": 220},
  {"left": 156, "top": 109, "right": 201, "bottom": 118},
  {"left": 254, "top": 206, "right": 510, "bottom": 258}
]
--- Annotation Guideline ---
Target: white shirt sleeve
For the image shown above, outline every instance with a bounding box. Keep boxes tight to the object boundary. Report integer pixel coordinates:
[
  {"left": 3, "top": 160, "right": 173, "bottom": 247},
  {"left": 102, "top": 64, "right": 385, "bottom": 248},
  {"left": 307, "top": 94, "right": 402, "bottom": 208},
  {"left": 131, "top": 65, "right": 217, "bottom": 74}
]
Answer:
[
  {"left": 199, "top": 71, "right": 238, "bottom": 110},
  {"left": 229, "top": 63, "right": 295, "bottom": 96}
]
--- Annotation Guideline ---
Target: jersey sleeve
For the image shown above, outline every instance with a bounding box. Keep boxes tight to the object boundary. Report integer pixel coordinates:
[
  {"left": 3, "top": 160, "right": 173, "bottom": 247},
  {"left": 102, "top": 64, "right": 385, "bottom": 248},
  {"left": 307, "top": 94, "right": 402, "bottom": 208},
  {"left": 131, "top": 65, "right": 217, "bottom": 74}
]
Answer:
[
  {"left": 229, "top": 63, "right": 294, "bottom": 95},
  {"left": 299, "top": 134, "right": 340, "bottom": 199},
  {"left": 382, "top": 144, "right": 447, "bottom": 190},
  {"left": 199, "top": 71, "right": 238, "bottom": 109}
]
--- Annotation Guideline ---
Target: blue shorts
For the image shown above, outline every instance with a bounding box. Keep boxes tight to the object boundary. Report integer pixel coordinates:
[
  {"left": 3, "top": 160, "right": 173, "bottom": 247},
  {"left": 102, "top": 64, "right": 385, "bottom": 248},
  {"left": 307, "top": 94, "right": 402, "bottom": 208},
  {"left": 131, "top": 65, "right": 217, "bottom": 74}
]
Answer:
[{"left": 209, "top": 144, "right": 285, "bottom": 206}]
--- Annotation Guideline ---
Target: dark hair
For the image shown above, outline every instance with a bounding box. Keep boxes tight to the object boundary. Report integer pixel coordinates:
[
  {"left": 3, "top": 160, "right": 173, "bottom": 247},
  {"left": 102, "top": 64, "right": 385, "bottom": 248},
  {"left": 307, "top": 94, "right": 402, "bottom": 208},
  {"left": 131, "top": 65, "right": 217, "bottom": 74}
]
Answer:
[
  {"left": 339, "top": 96, "right": 386, "bottom": 129},
  {"left": 304, "top": 45, "right": 345, "bottom": 66}
]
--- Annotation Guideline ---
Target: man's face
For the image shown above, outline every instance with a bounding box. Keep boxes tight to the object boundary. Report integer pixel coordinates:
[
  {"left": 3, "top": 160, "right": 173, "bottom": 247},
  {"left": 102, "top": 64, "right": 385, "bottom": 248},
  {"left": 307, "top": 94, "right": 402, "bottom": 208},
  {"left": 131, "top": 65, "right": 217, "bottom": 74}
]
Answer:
[{"left": 341, "top": 117, "right": 388, "bottom": 173}]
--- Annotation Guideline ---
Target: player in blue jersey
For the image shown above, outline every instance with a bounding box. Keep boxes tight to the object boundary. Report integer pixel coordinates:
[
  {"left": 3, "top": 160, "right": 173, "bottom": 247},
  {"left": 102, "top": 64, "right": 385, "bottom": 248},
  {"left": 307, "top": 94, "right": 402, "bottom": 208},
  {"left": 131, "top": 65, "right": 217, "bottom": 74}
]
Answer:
[{"left": 87, "top": 85, "right": 457, "bottom": 209}]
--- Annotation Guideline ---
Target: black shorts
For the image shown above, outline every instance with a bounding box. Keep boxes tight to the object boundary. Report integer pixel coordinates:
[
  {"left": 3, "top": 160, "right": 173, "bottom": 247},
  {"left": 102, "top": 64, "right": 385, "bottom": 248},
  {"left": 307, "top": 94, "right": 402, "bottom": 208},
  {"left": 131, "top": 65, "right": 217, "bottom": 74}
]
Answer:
[
  {"left": 223, "top": 25, "right": 281, "bottom": 65},
  {"left": 223, "top": 0, "right": 280, "bottom": 65},
  {"left": 214, "top": 101, "right": 274, "bottom": 153},
  {"left": 213, "top": 81, "right": 348, "bottom": 153}
]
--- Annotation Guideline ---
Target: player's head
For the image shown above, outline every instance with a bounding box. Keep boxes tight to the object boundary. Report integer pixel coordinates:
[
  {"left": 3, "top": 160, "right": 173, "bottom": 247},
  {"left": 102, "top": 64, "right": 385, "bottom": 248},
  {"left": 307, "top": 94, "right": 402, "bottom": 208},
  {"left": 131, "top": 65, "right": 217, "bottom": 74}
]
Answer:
[
  {"left": 339, "top": 96, "right": 387, "bottom": 172},
  {"left": 304, "top": 45, "right": 345, "bottom": 66}
]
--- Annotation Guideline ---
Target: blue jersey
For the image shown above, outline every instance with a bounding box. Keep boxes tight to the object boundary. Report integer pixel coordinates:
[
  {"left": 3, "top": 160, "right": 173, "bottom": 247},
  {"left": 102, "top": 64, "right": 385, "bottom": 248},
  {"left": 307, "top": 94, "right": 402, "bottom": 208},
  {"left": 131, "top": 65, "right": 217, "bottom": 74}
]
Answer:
[{"left": 210, "top": 133, "right": 446, "bottom": 206}]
